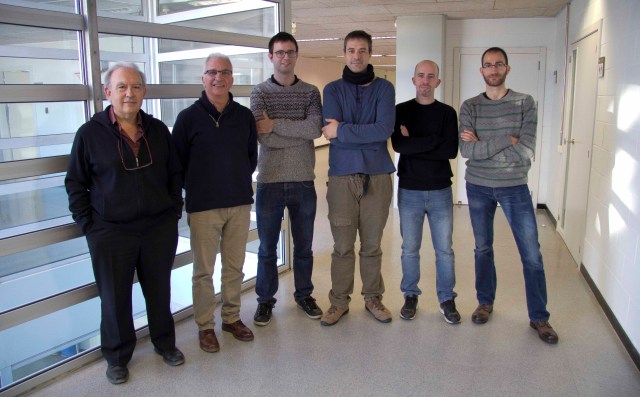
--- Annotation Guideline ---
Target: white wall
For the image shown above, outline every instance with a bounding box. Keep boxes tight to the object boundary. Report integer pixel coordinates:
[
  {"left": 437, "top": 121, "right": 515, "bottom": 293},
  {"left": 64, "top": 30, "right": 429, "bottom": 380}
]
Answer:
[
  {"left": 444, "top": 17, "right": 562, "bottom": 213},
  {"left": 569, "top": 0, "right": 640, "bottom": 353}
]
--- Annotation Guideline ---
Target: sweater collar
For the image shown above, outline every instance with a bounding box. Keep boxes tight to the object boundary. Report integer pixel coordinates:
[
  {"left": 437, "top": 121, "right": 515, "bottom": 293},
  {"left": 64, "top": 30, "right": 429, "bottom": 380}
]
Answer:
[{"left": 270, "top": 74, "right": 299, "bottom": 87}]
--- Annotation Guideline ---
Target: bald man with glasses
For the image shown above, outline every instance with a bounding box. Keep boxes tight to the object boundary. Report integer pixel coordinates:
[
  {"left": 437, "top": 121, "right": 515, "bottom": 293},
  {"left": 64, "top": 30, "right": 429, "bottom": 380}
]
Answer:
[{"left": 65, "top": 62, "right": 185, "bottom": 384}]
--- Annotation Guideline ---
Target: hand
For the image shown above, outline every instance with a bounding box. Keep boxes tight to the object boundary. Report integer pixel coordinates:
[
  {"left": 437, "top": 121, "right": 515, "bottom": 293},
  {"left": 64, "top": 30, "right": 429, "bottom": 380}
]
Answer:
[
  {"left": 460, "top": 129, "right": 479, "bottom": 142},
  {"left": 510, "top": 136, "right": 520, "bottom": 144},
  {"left": 256, "top": 111, "right": 274, "bottom": 134},
  {"left": 400, "top": 125, "right": 410, "bottom": 137},
  {"left": 322, "top": 118, "right": 339, "bottom": 140}
]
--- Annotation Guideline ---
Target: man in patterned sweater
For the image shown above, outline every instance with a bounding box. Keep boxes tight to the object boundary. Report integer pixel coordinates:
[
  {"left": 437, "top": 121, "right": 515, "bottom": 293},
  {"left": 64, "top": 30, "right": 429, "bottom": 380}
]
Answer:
[
  {"left": 459, "top": 47, "right": 558, "bottom": 344},
  {"left": 250, "top": 32, "right": 323, "bottom": 326}
]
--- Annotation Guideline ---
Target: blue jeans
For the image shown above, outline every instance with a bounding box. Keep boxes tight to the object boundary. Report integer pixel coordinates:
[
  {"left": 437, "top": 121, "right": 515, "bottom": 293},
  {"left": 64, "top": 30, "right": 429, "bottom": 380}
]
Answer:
[
  {"left": 466, "top": 182, "right": 550, "bottom": 321},
  {"left": 398, "top": 186, "right": 456, "bottom": 303},
  {"left": 255, "top": 181, "right": 317, "bottom": 304}
]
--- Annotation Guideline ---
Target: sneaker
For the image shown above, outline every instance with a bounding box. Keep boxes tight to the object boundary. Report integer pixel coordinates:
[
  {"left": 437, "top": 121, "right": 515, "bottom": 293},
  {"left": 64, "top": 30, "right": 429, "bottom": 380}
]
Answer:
[
  {"left": 297, "top": 296, "right": 323, "bottom": 319},
  {"left": 400, "top": 295, "right": 418, "bottom": 320},
  {"left": 530, "top": 320, "right": 559, "bottom": 344},
  {"left": 253, "top": 302, "right": 274, "bottom": 326},
  {"left": 320, "top": 305, "right": 349, "bottom": 326},
  {"left": 365, "top": 296, "right": 392, "bottom": 323},
  {"left": 439, "top": 299, "right": 461, "bottom": 324},
  {"left": 471, "top": 303, "right": 493, "bottom": 324}
]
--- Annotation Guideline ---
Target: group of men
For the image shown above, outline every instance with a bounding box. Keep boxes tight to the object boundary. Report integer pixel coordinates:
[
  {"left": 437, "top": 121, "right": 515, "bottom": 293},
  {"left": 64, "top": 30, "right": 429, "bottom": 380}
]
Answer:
[{"left": 64, "top": 29, "right": 558, "bottom": 386}]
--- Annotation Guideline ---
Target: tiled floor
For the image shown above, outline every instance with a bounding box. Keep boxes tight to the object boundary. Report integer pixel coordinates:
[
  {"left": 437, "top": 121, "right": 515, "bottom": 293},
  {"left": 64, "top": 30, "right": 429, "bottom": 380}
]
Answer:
[{"left": 26, "top": 146, "right": 640, "bottom": 396}]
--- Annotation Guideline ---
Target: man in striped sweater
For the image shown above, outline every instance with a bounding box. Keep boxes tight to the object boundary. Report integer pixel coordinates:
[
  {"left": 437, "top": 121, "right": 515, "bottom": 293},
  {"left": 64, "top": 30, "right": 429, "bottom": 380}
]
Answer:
[
  {"left": 459, "top": 47, "right": 558, "bottom": 344},
  {"left": 250, "top": 32, "right": 323, "bottom": 326}
]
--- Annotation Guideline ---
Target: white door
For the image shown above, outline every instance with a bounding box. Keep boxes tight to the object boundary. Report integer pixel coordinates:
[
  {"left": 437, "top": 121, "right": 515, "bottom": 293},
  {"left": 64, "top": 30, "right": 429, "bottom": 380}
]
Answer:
[
  {"left": 558, "top": 27, "right": 600, "bottom": 265},
  {"left": 452, "top": 48, "right": 546, "bottom": 205}
]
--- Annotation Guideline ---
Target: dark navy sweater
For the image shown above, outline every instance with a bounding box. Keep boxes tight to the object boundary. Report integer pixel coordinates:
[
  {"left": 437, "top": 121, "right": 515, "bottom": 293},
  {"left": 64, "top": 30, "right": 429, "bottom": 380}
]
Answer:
[{"left": 172, "top": 92, "right": 257, "bottom": 213}]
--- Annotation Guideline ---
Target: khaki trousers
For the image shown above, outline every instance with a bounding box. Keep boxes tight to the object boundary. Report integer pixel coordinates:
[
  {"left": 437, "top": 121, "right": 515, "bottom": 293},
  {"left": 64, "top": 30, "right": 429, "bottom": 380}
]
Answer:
[
  {"left": 189, "top": 205, "right": 251, "bottom": 330},
  {"left": 326, "top": 174, "right": 392, "bottom": 307}
]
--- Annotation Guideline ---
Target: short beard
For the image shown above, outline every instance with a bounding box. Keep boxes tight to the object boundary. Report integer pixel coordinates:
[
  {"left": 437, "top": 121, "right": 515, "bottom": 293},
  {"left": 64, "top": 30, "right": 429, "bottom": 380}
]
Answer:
[{"left": 483, "top": 74, "right": 506, "bottom": 87}]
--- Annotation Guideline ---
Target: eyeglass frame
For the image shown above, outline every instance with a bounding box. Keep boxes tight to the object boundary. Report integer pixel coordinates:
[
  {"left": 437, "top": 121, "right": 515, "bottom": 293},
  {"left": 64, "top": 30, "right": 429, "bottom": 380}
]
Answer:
[
  {"left": 482, "top": 62, "right": 508, "bottom": 69},
  {"left": 118, "top": 134, "right": 153, "bottom": 171},
  {"left": 203, "top": 69, "right": 233, "bottom": 77},
  {"left": 272, "top": 50, "right": 298, "bottom": 59}
]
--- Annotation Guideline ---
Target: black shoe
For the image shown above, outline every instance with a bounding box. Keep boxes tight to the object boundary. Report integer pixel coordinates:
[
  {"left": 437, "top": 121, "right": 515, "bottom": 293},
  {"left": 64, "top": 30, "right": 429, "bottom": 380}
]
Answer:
[
  {"left": 154, "top": 347, "right": 185, "bottom": 366},
  {"left": 254, "top": 302, "right": 274, "bottom": 326},
  {"left": 297, "top": 296, "right": 323, "bottom": 319},
  {"left": 530, "top": 320, "right": 559, "bottom": 344},
  {"left": 439, "top": 299, "right": 461, "bottom": 324},
  {"left": 400, "top": 295, "right": 418, "bottom": 320},
  {"left": 106, "top": 365, "right": 129, "bottom": 384}
]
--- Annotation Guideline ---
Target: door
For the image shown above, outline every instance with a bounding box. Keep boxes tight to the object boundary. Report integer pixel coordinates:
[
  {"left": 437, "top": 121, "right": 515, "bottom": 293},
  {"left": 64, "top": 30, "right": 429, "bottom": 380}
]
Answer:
[
  {"left": 452, "top": 48, "right": 546, "bottom": 205},
  {"left": 558, "top": 25, "right": 600, "bottom": 264}
]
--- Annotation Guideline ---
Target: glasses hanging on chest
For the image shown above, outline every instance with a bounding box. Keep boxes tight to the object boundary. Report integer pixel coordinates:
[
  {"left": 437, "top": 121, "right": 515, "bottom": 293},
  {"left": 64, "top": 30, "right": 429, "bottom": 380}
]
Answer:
[{"left": 118, "top": 134, "right": 153, "bottom": 171}]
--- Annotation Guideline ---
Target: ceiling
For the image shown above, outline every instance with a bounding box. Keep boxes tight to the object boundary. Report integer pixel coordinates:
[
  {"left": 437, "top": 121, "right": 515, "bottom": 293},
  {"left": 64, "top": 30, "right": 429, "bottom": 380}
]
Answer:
[{"left": 291, "top": 0, "right": 570, "bottom": 70}]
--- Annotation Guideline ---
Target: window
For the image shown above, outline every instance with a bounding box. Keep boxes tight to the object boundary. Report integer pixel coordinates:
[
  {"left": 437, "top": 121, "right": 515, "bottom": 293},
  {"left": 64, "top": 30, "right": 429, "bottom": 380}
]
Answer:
[{"left": 0, "top": 1, "right": 290, "bottom": 393}]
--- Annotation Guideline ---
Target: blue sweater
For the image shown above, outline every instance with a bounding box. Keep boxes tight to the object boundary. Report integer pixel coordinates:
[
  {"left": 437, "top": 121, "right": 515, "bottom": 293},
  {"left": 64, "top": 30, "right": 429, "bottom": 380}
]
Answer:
[
  {"left": 172, "top": 92, "right": 257, "bottom": 213},
  {"left": 322, "top": 77, "right": 396, "bottom": 176}
]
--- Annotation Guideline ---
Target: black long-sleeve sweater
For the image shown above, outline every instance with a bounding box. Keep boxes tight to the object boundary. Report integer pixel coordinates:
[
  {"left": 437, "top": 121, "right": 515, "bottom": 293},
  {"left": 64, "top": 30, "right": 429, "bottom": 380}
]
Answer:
[
  {"left": 391, "top": 99, "right": 459, "bottom": 191},
  {"left": 65, "top": 106, "right": 183, "bottom": 234},
  {"left": 172, "top": 92, "right": 258, "bottom": 213}
]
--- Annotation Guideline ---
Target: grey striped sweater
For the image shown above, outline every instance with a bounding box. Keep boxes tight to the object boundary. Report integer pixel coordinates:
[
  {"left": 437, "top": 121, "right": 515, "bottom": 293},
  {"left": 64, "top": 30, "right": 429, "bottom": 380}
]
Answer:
[
  {"left": 459, "top": 90, "right": 537, "bottom": 187},
  {"left": 250, "top": 77, "right": 322, "bottom": 183}
]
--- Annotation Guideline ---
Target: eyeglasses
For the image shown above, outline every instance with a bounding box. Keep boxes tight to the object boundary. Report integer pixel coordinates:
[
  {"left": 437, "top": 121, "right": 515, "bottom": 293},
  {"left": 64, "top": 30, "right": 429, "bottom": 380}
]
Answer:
[
  {"left": 204, "top": 69, "right": 233, "bottom": 77},
  {"left": 118, "top": 134, "right": 153, "bottom": 171},
  {"left": 482, "top": 62, "right": 507, "bottom": 69},
  {"left": 273, "top": 50, "right": 298, "bottom": 58}
]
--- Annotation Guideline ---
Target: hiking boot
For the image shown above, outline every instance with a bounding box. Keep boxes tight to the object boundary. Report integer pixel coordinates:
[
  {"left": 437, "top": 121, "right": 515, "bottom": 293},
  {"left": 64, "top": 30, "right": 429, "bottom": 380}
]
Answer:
[
  {"left": 471, "top": 304, "right": 493, "bottom": 324},
  {"left": 297, "top": 296, "right": 323, "bottom": 319},
  {"left": 439, "top": 299, "right": 461, "bottom": 324},
  {"left": 365, "top": 296, "right": 392, "bottom": 323},
  {"left": 530, "top": 320, "right": 559, "bottom": 344},
  {"left": 400, "top": 295, "right": 418, "bottom": 320},
  {"left": 253, "top": 302, "right": 274, "bottom": 326},
  {"left": 320, "top": 305, "right": 349, "bottom": 326}
]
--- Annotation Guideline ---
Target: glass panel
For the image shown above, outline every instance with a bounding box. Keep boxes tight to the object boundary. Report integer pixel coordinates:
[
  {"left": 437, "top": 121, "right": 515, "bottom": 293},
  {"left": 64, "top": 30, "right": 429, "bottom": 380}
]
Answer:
[
  {"left": 0, "top": 173, "right": 70, "bottom": 239},
  {"left": 0, "top": 25, "right": 80, "bottom": 85},
  {"left": 97, "top": 0, "right": 144, "bottom": 17},
  {"left": 157, "top": 44, "right": 267, "bottom": 85},
  {"left": 0, "top": 24, "right": 79, "bottom": 52},
  {"left": 0, "top": 297, "right": 102, "bottom": 389},
  {"left": 0, "top": 0, "right": 78, "bottom": 13},
  {"left": 0, "top": 237, "right": 92, "bottom": 312},
  {"left": 157, "top": 0, "right": 277, "bottom": 37},
  {"left": 0, "top": 101, "right": 85, "bottom": 162},
  {"left": 99, "top": 34, "right": 146, "bottom": 54}
]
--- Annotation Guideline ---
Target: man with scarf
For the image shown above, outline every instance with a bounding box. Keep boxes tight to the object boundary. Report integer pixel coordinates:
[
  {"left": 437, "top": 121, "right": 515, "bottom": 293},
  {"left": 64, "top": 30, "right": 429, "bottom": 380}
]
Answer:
[{"left": 320, "top": 30, "right": 396, "bottom": 326}]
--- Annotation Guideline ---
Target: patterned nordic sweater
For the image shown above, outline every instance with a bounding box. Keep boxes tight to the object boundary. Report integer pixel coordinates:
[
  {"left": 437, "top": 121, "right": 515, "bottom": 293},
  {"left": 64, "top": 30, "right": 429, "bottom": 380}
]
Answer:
[
  {"left": 458, "top": 90, "right": 537, "bottom": 188},
  {"left": 250, "top": 76, "right": 322, "bottom": 183}
]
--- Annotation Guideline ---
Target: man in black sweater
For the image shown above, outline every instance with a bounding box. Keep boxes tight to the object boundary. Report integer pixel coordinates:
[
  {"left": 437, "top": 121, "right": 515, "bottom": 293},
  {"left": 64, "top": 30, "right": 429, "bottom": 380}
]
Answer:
[
  {"left": 65, "top": 62, "right": 185, "bottom": 385},
  {"left": 391, "top": 60, "right": 460, "bottom": 323},
  {"left": 172, "top": 54, "right": 258, "bottom": 353}
]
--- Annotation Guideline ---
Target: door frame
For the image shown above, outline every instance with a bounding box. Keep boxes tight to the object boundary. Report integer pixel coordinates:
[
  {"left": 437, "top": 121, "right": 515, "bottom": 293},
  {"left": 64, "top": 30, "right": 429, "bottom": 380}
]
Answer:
[{"left": 555, "top": 20, "right": 602, "bottom": 265}]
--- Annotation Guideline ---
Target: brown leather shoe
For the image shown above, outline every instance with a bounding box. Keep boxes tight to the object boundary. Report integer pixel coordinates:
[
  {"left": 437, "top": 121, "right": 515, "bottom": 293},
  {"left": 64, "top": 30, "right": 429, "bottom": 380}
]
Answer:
[
  {"left": 530, "top": 320, "right": 559, "bottom": 344},
  {"left": 222, "top": 320, "right": 254, "bottom": 342},
  {"left": 471, "top": 304, "right": 493, "bottom": 324},
  {"left": 198, "top": 329, "right": 220, "bottom": 353}
]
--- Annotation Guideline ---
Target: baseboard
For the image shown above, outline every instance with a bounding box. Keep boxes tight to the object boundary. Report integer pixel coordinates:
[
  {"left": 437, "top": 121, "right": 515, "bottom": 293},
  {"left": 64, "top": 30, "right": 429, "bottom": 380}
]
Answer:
[
  {"left": 580, "top": 264, "right": 640, "bottom": 372},
  {"left": 536, "top": 203, "right": 557, "bottom": 229}
]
